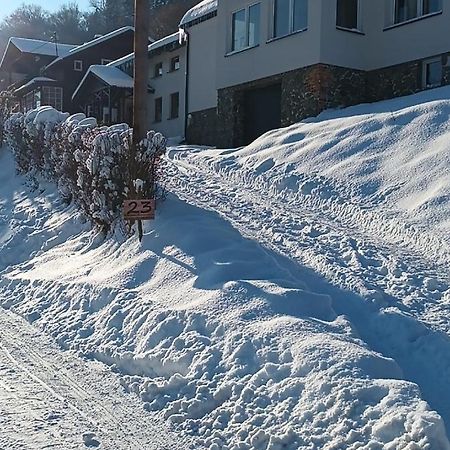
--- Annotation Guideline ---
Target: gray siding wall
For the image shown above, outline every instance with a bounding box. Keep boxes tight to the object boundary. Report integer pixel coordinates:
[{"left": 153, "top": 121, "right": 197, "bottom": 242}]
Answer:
[
  {"left": 187, "top": 17, "right": 218, "bottom": 113},
  {"left": 148, "top": 46, "right": 186, "bottom": 139},
  {"left": 215, "top": 0, "right": 322, "bottom": 89}
]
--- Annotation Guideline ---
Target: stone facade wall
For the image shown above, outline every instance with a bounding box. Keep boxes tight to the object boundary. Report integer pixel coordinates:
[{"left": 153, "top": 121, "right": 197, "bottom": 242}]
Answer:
[
  {"left": 366, "top": 61, "right": 422, "bottom": 103},
  {"left": 186, "top": 107, "right": 218, "bottom": 146},
  {"left": 188, "top": 55, "right": 450, "bottom": 148},
  {"left": 282, "top": 64, "right": 366, "bottom": 126},
  {"left": 215, "top": 64, "right": 366, "bottom": 148}
]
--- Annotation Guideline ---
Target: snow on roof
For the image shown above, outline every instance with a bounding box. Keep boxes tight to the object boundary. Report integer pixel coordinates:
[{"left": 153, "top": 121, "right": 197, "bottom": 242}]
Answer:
[
  {"left": 14, "top": 77, "right": 57, "bottom": 94},
  {"left": 9, "top": 37, "right": 76, "bottom": 57},
  {"left": 46, "top": 26, "right": 134, "bottom": 71},
  {"left": 72, "top": 65, "right": 133, "bottom": 100},
  {"left": 180, "top": 0, "right": 218, "bottom": 27},
  {"left": 108, "top": 32, "right": 181, "bottom": 68}
]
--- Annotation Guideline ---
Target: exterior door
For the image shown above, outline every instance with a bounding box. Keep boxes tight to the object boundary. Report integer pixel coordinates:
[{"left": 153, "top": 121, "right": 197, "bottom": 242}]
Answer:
[{"left": 243, "top": 83, "right": 281, "bottom": 145}]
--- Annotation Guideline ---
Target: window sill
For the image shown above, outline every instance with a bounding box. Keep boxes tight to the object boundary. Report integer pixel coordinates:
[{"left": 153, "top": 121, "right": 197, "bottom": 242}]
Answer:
[
  {"left": 383, "top": 10, "right": 442, "bottom": 31},
  {"left": 266, "top": 28, "right": 307, "bottom": 44},
  {"left": 336, "top": 26, "right": 365, "bottom": 35},
  {"left": 167, "top": 116, "right": 179, "bottom": 121},
  {"left": 225, "top": 44, "right": 259, "bottom": 57},
  {"left": 153, "top": 120, "right": 162, "bottom": 124},
  {"left": 424, "top": 83, "right": 442, "bottom": 90}
]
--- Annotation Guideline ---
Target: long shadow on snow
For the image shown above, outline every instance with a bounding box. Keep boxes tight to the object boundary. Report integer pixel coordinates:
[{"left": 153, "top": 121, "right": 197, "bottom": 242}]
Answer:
[{"left": 142, "top": 193, "right": 450, "bottom": 435}]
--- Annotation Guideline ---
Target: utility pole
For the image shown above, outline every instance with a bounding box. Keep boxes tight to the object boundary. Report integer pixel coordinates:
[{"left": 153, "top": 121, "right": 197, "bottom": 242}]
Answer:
[
  {"left": 132, "top": 0, "right": 150, "bottom": 241},
  {"left": 133, "top": 0, "right": 149, "bottom": 145}
]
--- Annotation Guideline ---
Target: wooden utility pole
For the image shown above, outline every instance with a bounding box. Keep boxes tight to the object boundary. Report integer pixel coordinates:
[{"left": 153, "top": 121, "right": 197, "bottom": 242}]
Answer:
[
  {"left": 133, "top": 0, "right": 150, "bottom": 145},
  {"left": 132, "top": 0, "right": 150, "bottom": 241}
]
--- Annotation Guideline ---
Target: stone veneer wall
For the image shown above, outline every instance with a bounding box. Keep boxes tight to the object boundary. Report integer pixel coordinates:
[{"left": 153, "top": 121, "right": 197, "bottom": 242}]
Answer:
[
  {"left": 186, "top": 107, "right": 218, "bottom": 146},
  {"left": 215, "top": 64, "right": 366, "bottom": 148},
  {"left": 188, "top": 55, "right": 450, "bottom": 148},
  {"left": 366, "top": 61, "right": 422, "bottom": 103}
]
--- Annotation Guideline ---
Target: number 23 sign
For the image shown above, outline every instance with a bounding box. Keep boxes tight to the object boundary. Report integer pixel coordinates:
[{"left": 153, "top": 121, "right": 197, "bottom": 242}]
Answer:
[{"left": 123, "top": 199, "right": 156, "bottom": 220}]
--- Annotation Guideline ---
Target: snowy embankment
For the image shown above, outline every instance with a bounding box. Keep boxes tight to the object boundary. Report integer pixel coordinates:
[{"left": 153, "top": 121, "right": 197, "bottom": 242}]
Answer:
[{"left": 1, "top": 87, "right": 450, "bottom": 449}]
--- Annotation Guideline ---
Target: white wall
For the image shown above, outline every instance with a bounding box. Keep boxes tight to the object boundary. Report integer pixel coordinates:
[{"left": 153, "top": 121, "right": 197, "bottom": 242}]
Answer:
[
  {"left": 215, "top": 0, "right": 322, "bottom": 90},
  {"left": 187, "top": 17, "right": 218, "bottom": 112},
  {"left": 148, "top": 46, "right": 186, "bottom": 139}
]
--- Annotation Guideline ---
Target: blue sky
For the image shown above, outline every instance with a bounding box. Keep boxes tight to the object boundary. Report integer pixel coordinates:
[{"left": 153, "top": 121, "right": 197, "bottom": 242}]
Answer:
[{"left": 1, "top": 1, "right": 92, "bottom": 20}]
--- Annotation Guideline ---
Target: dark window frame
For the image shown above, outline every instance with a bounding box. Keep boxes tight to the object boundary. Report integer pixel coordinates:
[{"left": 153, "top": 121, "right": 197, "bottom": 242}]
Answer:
[{"left": 154, "top": 97, "right": 162, "bottom": 122}]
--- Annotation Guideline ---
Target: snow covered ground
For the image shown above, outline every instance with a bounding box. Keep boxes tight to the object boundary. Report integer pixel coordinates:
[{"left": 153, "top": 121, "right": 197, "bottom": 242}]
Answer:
[{"left": 1, "top": 86, "right": 450, "bottom": 449}]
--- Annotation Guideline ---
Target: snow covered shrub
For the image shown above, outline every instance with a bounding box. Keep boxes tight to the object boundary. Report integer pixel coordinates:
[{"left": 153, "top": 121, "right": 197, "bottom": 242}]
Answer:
[
  {"left": 4, "top": 106, "right": 167, "bottom": 232},
  {"left": 0, "top": 90, "right": 17, "bottom": 146}
]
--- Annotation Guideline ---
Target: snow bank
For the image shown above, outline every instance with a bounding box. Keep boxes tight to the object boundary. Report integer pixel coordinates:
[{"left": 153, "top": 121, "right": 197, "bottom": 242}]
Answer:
[
  {"left": 1, "top": 142, "right": 449, "bottom": 449},
  {"left": 2, "top": 87, "right": 450, "bottom": 449}
]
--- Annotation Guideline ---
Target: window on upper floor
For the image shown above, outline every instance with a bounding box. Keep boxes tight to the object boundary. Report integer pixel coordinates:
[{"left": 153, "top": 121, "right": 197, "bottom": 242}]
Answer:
[
  {"left": 154, "top": 97, "right": 162, "bottom": 122},
  {"left": 336, "top": 0, "right": 359, "bottom": 30},
  {"left": 154, "top": 62, "right": 163, "bottom": 78},
  {"left": 74, "top": 60, "right": 83, "bottom": 71},
  {"left": 273, "top": 0, "right": 308, "bottom": 39},
  {"left": 170, "top": 92, "right": 180, "bottom": 119},
  {"left": 422, "top": 57, "right": 443, "bottom": 88},
  {"left": 231, "top": 3, "right": 261, "bottom": 52},
  {"left": 393, "top": 0, "right": 441, "bottom": 24},
  {"left": 170, "top": 55, "right": 180, "bottom": 72}
]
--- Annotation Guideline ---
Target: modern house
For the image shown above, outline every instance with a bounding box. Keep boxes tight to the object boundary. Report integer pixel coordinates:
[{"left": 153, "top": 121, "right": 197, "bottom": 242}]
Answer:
[
  {"left": 73, "top": 32, "right": 186, "bottom": 139},
  {"left": 0, "top": 27, "right": 136, "bottom": 114},
  {"left": 181, "top": 0, "right": 450, "bottom": 147}
]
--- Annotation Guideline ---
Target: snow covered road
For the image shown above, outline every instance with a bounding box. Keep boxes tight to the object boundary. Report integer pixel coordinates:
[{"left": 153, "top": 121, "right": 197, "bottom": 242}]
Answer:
[{"left": 0, "top": 306, "right": 189, "bottom": 450}]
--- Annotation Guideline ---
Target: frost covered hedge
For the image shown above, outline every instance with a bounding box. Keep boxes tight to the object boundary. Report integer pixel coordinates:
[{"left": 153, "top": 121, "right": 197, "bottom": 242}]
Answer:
[
  {"left": 5, "top": 106, "right": 166, "bottom": 232},
  {"left": 0, "top": 90, "right": 16, "bottom": 146}
]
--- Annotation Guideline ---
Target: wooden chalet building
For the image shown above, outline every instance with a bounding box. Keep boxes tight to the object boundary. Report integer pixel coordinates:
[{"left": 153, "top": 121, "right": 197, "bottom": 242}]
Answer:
[
  {"left": 0, "top": 37, "right": 77, "bottom": 109},
  {"left": 0, "top": 27, "right": 136, "bottom": 114}
]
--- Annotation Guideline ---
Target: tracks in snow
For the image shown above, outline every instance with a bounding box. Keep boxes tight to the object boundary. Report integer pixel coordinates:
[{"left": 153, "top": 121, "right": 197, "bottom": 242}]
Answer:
[
  {"left": 164, "top": 150, "right": 450, "bottom": 332},
  {"left": 0, "top": 306, "right": 189, "bottom": 450},
  {"left": 165, "top": 150, "right": 450, "bottom": 432}
]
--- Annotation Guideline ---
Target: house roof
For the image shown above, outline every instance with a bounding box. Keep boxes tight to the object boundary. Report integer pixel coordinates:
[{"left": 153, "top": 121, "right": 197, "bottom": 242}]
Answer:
[
  {"left": 72, "top": 65, "right": 134, "bottom": 100},
  {"left": 180, "top": 0, "right": 218, "bottom": 27},
  {"left": 0, "top": 37, "right": 77, "bottom": 73},
  {"left": 9, "top": 38, "right": 76, "bottom": 57},
  {"left": 108, "top": 31, "right": 181, "bottom": 68},
  {"left": 14, "top": 77, "right": 57, "bottom": 95},
  {"left": 45, "top": 26, "right": 135, "bottom": 71}
]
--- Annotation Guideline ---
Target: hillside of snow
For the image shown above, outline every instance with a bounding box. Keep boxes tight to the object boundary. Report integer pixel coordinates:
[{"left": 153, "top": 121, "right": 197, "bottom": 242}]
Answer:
[{"left": 1, "top": 86, "right": 450, "bottom": 449}]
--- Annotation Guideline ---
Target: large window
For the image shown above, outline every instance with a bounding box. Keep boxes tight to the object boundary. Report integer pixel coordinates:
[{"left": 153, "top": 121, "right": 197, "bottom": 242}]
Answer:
[
  {"left": 274, "top": 0, "right": 308, "bottom": 38},
  {"left": 231, "top": 3, "right": 261, "bottom": 52},
  {"left": 42, "top": 86, "right": 63, "bottom": 111},
  {"left": 394, "top": 0, "right": 441, "bottom": 24},
  {"left": 336, "top": 0, "right": 359, "bottom": 30}
]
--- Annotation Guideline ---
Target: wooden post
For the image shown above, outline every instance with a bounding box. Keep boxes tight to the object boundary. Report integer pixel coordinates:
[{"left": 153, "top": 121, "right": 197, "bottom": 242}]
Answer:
[{"left": 132, "top": 0, "right": 150, "bottom": 241}]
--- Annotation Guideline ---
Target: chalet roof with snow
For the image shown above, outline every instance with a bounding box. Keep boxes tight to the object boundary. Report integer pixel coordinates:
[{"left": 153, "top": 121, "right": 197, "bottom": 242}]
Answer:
[
  {"left": 179, "top": 0, "right": 218, "bottom": 27},
  {"left": 44, "top": 27, "right": 135, "bottom": 71},
  {"left": 14, "top": 77, "right": 58, "bottom": 95},
  {"left": 0, "top": 37, "right": 77, "bottom": 74},
  {"left": 72, "top": 65, "right": 134, "bottom": 100}
]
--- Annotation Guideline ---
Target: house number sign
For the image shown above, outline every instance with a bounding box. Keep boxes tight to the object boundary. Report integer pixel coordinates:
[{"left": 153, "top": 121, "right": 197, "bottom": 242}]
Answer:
[{"left": 123, "top": 199, "right": 156, "bottom": 220}]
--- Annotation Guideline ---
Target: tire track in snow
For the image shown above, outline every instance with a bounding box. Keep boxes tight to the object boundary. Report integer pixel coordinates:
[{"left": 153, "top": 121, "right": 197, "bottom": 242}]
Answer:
[
  {"left": 0, "top": 306, "right": 190, "bottom": 450},
  {"left": 164, "top": 153, "right": 450, "bottom": 432}
]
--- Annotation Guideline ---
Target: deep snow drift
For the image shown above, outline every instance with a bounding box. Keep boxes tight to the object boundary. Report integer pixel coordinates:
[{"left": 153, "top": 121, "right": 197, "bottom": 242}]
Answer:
[{"left": 1, "top": 86, "right": 450, "bottom": 450}]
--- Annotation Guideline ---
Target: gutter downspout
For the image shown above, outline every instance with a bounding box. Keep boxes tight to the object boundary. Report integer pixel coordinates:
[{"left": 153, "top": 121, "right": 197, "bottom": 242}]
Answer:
[{"left": 182, "top": 27, "right": 190, "bottom": 144}]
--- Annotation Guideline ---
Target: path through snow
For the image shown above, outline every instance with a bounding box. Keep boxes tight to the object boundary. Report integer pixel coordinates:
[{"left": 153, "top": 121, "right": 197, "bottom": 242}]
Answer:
[
  {"left": 0, "top": 306, "right": 190, "bottom": 450},
  {"left": 164, "top": 145, "right": 450, "bottom": 435}
]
